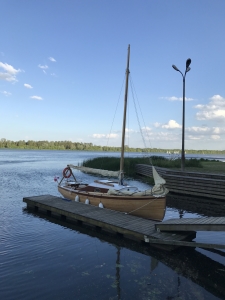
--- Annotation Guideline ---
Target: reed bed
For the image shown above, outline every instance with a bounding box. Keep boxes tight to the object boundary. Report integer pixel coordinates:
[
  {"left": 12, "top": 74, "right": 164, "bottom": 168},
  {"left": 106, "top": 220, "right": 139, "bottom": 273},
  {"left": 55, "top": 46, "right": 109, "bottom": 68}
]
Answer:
[{"left": 82, "top": 156, "right": 208, "bottom": 179}]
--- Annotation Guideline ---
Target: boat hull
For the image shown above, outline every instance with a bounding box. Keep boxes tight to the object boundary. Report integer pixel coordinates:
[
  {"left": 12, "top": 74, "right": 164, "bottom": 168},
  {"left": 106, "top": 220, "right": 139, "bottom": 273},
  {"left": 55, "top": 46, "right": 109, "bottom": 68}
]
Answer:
[{"left": 58, "top": 186, "right": 166, "bottom": 221}]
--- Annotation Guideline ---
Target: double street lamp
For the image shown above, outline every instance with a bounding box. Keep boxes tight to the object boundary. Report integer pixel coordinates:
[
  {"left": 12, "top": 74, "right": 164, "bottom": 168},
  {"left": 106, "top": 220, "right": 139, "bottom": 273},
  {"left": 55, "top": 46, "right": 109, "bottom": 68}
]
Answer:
[{"left": 172, "top": 58, "right": 191, "bottom": 171}]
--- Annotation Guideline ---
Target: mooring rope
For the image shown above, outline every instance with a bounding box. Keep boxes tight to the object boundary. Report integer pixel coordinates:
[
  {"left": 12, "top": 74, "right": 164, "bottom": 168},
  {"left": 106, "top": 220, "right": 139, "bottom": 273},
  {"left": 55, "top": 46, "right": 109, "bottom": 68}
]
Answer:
[{"left": 125, "top": 198, "right": 157, "bottom": 215}]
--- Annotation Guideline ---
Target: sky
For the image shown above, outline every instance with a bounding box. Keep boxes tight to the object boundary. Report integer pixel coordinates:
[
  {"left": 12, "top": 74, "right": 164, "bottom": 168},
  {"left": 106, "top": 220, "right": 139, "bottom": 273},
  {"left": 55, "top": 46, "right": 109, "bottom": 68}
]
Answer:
[{"left": 0, "top": 1, "right": 225, "bottom": 151}]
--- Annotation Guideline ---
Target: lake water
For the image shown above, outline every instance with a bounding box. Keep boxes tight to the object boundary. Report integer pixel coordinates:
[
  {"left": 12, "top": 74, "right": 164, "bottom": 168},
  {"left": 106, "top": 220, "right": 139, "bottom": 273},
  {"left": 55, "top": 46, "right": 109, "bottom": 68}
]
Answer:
[{"left": 1, "top": 149, "right": 225, "bottom": 300}]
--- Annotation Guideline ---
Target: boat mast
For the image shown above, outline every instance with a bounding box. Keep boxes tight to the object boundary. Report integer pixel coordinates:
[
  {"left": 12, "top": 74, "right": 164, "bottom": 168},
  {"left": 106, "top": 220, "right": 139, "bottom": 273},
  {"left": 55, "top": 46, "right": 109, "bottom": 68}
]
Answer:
[{"left": 119, "top": 44, "right": 130, "bottom": 185}]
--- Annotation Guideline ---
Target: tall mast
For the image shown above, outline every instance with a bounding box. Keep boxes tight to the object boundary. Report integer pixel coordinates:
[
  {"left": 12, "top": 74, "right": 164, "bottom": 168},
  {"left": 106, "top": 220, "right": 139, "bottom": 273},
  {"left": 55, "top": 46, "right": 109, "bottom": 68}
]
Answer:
[{"left": 119, "top": 44, "right": 130, "bottom": 185}]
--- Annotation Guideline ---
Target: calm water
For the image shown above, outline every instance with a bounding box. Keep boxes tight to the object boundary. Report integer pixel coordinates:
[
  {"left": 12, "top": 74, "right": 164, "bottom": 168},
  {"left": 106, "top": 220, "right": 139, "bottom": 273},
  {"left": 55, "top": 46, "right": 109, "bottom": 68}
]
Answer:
[{"left": 0, "top": 149, "right": 225, "bottom": 300}]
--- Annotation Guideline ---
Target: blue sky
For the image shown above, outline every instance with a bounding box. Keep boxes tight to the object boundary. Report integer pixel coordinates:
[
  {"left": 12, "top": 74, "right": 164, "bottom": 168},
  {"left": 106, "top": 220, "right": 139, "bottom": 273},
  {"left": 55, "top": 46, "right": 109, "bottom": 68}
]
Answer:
[{"left": 0, "top": 0, "right": 225, "bottom": 150}]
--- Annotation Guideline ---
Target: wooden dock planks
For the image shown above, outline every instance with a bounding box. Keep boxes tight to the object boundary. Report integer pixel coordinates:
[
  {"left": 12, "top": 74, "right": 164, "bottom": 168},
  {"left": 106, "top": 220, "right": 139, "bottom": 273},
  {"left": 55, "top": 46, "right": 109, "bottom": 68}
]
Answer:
[
  {"left": 23, "top": 195, "right": 225, "bottom": 250},
  {"left": 23, "top": 195, "right": 194, "bottom": 249},
  {"left": 23, "top": 195, "right": 158, "bottom": 237},
  {"left": 156, "top": 217, "right": 225, "bottom": 232}
]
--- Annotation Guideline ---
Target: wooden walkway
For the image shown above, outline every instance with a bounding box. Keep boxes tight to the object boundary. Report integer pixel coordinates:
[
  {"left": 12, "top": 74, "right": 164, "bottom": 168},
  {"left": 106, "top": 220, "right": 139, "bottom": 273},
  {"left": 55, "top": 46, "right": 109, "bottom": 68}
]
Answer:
[
  {"left": 23, "top": 195, "right": 225, "bottom": 250},
  {"left": 156, "top": 217, "right": 225, "bottom": 232},
  {"left": 135, "top": 164, "right": 225, "bottom": 200}
]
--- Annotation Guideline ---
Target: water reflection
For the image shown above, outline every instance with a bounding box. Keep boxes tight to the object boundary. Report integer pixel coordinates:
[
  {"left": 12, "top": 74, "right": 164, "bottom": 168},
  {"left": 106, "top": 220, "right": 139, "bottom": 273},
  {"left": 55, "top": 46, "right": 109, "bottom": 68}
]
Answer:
[
  {"left": 166, "top": 193, "right": 225, "bottom": 218},
  {"left": 2, "top": 149, "right": 225, "bottom": 299},
  {"left": 115, "top": 246, "right": 121, "bottom": 300},
  {"left": 23, "top": 207, "right": 225, "bottom": 299}
]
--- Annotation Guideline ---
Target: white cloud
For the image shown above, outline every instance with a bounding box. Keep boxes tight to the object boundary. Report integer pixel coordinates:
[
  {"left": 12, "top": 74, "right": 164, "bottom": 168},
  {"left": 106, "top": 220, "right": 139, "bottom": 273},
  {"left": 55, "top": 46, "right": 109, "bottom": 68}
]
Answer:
[
  {"left": 212, "top": 127, "right": 221, "bottom": 134},
  {"left": 92, "top": 134, "right": 105, "bottom": 138},
  {"left": 24, "top": 83, "right": 33, "bottom": 89},
  {"left": 186, "top": 133, "right": 221, "bottom": 142},
  {"left": 186, "top": 126, "right": 210, "bottom": 133},
  {"left": 0, "top": 62, "right": 21, "bottom": 82},
  {"left": 1, "top": 90, "right": 11, "bottom": 96},
  {"left": 152, "top": 131, "right": 179, "bottom": 141},
  {"left": 30, "top": 95, "right": 43, "bottom": 100},
  {"left": 106, "top": 133, "right": 118, "bottom": 138},
  {"left": 153, "top": 122, "right": 161, "bottom": 128},
  {"left": 162, "top": 120, "right": 181, "bottom": 129},
  {"left": 211, "top": 94, "right": 225, "bottom": 105},
  {"left": 0, "top": 73, "right": 14, "bottom": 81},
  {"left": 197, "top": 110, "right": 225, "bottom": 120},
  {"left": 195, "top": 95, "right": 225, "bottom": 121},
  {"left": 141, "top": 126, "right": 152, "bottom": 134},
  {"left": 0, "top": 62, "right": 20, "bottom": 75},
  {"left": 160, "top": 96, "right": 194, "bottom": 101},
  {"left": 186, "top": 126, "right": 225, "bottom": 141},
  {"left": 49, "top": 57, "right": 56, "bottom": 62},
  {"left": 186, "top": 135, "right": 202, "bottom": 140},
  {"left": 38, "top": 64, "right": 48, "bottom": 69},
  {"left": 92, "top": 133, "right": 118, "bottom": 139},
  {"left": 211, "top": 135, "right": 220, "bottom": 140},
  {"left": 125, "top": 128, "right": 136, "bottom": 133}
]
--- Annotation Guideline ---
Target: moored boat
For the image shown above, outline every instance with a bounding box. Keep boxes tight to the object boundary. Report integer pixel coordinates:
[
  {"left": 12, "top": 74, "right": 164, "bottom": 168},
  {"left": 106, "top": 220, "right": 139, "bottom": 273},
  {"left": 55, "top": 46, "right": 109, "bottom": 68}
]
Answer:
[{"left": 58, "top": 45, "right": 169, "bottom": 221}]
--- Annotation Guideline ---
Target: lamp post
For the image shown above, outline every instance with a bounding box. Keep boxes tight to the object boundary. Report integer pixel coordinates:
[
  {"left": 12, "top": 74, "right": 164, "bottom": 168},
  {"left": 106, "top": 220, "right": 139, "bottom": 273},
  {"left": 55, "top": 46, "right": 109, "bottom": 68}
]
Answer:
[{"left": 172, "top": 58, "right": 191, "bottom": 171}]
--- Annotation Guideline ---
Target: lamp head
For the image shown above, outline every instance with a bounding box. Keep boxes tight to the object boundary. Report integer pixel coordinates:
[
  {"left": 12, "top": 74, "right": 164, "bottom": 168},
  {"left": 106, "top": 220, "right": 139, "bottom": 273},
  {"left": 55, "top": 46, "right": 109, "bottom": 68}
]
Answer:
[
  {"left": 186, "top": 58, "right": 191, "bottom": 70},
  {"left": 172, "top": 65, "right": 179, "bottom": 71}
]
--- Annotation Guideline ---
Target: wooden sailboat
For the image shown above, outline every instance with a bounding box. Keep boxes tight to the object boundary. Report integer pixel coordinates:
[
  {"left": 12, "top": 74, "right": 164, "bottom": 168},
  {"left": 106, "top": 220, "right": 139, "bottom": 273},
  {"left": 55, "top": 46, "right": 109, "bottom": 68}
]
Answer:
[{"left": 58, "top": 45, "right": 168, "bottom": 221}]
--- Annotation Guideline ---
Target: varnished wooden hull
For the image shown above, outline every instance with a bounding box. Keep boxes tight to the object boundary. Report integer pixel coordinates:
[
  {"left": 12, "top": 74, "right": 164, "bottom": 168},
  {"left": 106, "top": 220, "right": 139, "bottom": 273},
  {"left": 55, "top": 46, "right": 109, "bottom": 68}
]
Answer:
[{"left": 58, "top": 186, "right": 166, "bottom": 221}]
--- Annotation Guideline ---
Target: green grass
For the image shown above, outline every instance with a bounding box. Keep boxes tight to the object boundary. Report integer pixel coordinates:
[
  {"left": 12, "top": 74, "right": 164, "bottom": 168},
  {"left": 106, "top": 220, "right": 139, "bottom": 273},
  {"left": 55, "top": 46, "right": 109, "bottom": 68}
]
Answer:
[
  {"left": 83, "top": 156, "right": 151, "bottom": 178},
  {"left": 186, "top": 160, "right": 225, "bottom": 174},
  {"left": 83, "top": 156, "right": 224, "bottom": 177}
]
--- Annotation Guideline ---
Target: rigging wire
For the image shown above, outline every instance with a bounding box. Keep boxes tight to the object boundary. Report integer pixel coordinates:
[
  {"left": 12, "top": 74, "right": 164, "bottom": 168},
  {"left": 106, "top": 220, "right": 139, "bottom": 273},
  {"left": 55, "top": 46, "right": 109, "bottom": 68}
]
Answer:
[
  {"left": 105, "top": 74, "right": 126, "bottom": 149},
  {"left": 129, "top": 74, "right": 154, "bottom": 166},
  {"left": 99, "top": 75, "right": 126, "bottom": 171},
  {"left": 95, "top": 70, "right": 155, "bottom": 175}
]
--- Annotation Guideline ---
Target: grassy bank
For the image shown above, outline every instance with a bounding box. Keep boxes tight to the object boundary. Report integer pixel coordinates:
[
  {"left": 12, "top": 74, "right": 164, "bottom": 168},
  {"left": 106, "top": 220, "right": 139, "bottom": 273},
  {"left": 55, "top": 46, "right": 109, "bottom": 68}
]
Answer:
[
  {"left": 186, "top": 160, "right": 225, "bottom": 174},
  {"left": 82, "top": 156, "right": 224, "bottom": 177},
  {"left": 83, "top": 156, "right": 224, "bottom": 175}
]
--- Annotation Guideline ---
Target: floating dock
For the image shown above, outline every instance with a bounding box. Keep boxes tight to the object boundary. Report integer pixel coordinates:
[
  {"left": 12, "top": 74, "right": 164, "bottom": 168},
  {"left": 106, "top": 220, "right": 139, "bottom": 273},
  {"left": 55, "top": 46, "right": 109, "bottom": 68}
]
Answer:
[{"left": 23, "top": 195, "right": 225, "bottom": 251}]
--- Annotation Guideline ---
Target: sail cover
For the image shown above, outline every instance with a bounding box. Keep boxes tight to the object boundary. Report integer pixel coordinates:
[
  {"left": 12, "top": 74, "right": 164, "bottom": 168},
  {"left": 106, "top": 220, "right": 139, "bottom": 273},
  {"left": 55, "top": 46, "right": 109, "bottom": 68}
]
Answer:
[
  {"left": 152, "top": 166, "right": 166, "bottom": 185},
  {"left": 152, "top": 166, "right": 169, "bottom": 196},
  {"left": 68, "top": 165, "right": 119, "bottom": 177}
]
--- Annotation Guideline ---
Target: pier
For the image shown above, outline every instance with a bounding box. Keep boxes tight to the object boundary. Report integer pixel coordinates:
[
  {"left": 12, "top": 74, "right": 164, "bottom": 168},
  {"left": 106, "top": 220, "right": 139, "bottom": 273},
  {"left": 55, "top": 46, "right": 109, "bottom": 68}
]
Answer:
[
  {"left": 135, "top": 164, "right": 225, "bottom": 200},
  {"left": 155, "top": 216, "right": 225, "bottom": 232},
  {"left": 23, "top": 195, "right": 225, "bottom": 251}
]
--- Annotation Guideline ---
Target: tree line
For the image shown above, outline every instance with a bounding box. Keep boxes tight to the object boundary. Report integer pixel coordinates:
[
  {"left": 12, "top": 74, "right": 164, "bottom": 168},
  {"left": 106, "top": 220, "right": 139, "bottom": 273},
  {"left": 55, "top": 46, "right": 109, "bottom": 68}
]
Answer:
[{"left": 0, "top": 138, "right": 225, "bottom": 154}]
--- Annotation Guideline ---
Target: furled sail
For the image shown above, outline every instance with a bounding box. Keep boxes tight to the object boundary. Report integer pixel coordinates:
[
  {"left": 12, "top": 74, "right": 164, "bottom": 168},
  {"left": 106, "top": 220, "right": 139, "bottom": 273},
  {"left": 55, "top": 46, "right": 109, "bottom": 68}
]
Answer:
[
  {"left": 152, "top": 166, "right": 166, "bottom": 185},
  {"left": 68, "top": 164, "right": 119, "bottom": 177},
  {"left": 151, "top": 166, "right": 169, "bottom": 196}
]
